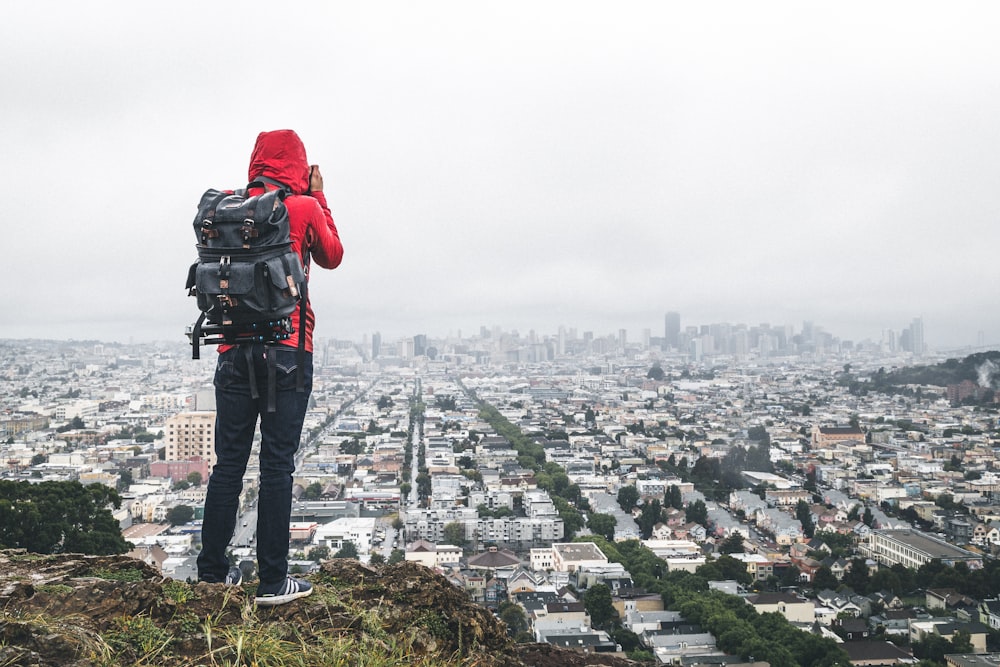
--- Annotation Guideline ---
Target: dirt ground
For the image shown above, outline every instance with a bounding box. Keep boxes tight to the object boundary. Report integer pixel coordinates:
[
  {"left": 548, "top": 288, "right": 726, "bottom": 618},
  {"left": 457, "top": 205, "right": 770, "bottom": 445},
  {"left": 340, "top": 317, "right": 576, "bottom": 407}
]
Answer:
[{"left": 0, "top": 550, "right": 638, "bottom": 666}]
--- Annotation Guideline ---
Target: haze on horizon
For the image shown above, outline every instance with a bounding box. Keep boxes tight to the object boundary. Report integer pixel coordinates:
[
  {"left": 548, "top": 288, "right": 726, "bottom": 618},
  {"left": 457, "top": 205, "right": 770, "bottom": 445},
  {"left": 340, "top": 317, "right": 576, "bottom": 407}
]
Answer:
[{"left": 2, "top": 2, "right": 998, "bottom": 351}]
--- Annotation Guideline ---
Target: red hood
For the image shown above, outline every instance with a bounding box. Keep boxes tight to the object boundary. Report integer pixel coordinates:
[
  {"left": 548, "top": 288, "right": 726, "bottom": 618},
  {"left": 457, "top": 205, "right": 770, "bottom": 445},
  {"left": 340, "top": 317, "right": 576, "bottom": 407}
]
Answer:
[{"left": 247, "top": 129, "right": 311, "bottom": 194}]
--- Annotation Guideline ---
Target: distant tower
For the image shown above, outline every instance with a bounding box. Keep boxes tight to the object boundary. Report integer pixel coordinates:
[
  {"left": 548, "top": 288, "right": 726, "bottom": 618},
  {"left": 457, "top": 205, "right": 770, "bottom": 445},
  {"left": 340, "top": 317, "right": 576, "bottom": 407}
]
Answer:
[
  {"left": 413, "top": 334, "right": 427, "bottom": 357},
  {"left": 909, "top": 317, "right": 925, "bottom": 357},
  {"left": 372, "top": 332, "right": 382, "bottom": 359},
  {"left": 664, "top": 312, "right": 680, "bottom": 349}
]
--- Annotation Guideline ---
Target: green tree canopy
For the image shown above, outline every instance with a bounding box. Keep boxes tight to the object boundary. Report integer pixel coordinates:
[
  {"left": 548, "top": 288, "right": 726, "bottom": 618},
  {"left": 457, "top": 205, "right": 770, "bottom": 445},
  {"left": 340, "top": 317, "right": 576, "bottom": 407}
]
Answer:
[
  {"left": 166, "top": 504, "right": 194, "bottom": 526},
  {"left": 617, "top": 485, "right": 640, "bottom": 512},
  {"left": 498, "top": 601, "right": 528, "bottom": 637},
  {"left": 0, "top": 480, "right": 130, "bottom": 555},
  {"left": 334, "top": 541, "right": 359, "bottom": 559},
  {"left": 718, "top": 532, "right": 745, "bottom": 554},
  {"left": 685, "top": 499, "right": 708, "bottom": 526},
  {"left": 587, "top": 513, "right": 617, "bottom": 541},
  {"left": 443, "top": 521, "right": 467, "bottom": 547},
  {"left": 584, "top": 583, "right": 616, "bottom": 628}
]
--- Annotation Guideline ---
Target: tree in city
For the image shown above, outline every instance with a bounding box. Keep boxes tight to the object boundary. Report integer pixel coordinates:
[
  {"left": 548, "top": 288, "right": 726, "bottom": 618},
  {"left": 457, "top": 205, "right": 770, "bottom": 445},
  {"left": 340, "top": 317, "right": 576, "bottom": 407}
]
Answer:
[
  {"left": 841, "top": 557, "right": 871, "bottom": 594},
  {"left": 637, "top": 499, "right": 662, "bottom": 539},
  {"left": 665, "top": 484, "right": 684, "bottom": 510},
  {"left": 862, "top": 505, "right": 874, "bottom": 527},
  {"left": 310, "top": 545, "right": 331, "bottom": 562},
  {"left": 718, "top": 532, "right": 745, "bottom": 554},
  {"left": 334, "top": 541, "right": 359, "bottom": 559},
  {"left": 339, "top": 437, "right": 364, "bottom": 455},
  {"left": 0, "top": 480, "right": 130, "bottom": 555},
  {"left": 796, "top": 499, "right": 815, "bottom": 538},
  {"left": 617, "top": 484, "right": 640, "bottom": 512},
  {"left": 415, "top": 472, "right": 432, "bottom": 499},
  {"left": 303, "top": 481, "right": 323, "bottom": 500},
  {"left": 369, "top": 552, "right": 385, "bottom": 566},
  {"left": 498, "top": 601, "right": 529, "bottom": 639},
  {"left": 647, "top": 365, "right": 665, "bottom": 381},
  {"left": 435, "top": 395, "right": 457, "bottom": 411},
  {"left": 186, "top": 471, "right": 202, "bottom": 487},
  {"left": 552, "top": 496, "right": 584, "bottom": 539},
  {"left": 584, "top": 583, "right": 616, "bottom": 628},
  {"left": 166, "top": 504, "right": 194, "bottom": 526},
  {"left": 697, "top": 554, "right": 753, "bottom": 586},
  {"left": 388, "top": 549, "right": 405, "bottom": 565},
  {"left": 588, "top": 513, "right": 617, "bottom": 541},
  {"left": 443, "top": 521, "right": 467, "bottom": 548},
  {"left": 116, "top": 468, "right": 134, "bottom": 492},
  {"left": 812, "top": 565, "right": 839, "bottom": 591},
  {"left": 685, "top": 499, "right": 708, "bottom": 526}
]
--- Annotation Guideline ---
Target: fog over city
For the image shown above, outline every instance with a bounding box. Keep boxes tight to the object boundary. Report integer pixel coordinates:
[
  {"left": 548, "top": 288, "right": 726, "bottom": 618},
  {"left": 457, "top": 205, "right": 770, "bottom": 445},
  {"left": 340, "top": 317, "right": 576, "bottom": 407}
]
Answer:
[{"left": 2, "top": 2, "right": 998, "bottom": 350}]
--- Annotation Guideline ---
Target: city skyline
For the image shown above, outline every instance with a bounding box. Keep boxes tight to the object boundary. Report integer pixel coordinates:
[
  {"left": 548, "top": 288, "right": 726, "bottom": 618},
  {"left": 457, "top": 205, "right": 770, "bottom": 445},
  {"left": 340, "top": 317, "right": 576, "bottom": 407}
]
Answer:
[{"left": 3, "top": 3, "right": 999, "bottom": 350}]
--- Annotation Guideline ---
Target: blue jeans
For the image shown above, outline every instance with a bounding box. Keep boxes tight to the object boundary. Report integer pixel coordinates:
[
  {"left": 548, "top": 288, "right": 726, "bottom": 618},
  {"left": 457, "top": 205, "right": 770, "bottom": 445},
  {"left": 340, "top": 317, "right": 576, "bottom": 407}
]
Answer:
[{"left": 197, "top": 343, "right": 313, "bottom": 585}]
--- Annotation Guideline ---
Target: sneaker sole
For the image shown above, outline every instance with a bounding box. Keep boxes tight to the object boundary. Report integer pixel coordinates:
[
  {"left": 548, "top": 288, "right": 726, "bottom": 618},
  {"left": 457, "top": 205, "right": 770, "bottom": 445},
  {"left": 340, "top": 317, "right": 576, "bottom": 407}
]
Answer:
[{"left": 254, "top": 586, "right": 313, "bottom": 606}]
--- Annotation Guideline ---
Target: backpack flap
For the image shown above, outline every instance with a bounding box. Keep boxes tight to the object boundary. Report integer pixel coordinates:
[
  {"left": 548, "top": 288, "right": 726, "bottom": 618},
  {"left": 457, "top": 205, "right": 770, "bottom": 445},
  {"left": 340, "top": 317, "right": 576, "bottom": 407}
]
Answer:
[
  {"left": 266, "top": 254, "right": 306, "bottom": 299},
  {"left": 194, "top": 248, "right": 304, "bottom": 326},
  {"left": 193, "top": 188, "right": 290, "bottom": 250}
]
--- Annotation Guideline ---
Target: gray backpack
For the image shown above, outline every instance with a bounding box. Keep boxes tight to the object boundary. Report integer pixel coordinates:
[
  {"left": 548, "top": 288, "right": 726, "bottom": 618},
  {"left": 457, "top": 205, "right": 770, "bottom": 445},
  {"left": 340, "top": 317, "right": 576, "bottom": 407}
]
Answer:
[{"left": 185, "top": 178, "right": 307, "bottom": 360}]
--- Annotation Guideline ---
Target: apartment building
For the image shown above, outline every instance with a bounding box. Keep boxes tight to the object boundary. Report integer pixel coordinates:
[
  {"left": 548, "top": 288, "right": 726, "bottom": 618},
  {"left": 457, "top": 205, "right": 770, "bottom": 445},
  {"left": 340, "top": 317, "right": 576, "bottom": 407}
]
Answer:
[{"left": 164, "top": 411, "right": 217, "bottom": 471}]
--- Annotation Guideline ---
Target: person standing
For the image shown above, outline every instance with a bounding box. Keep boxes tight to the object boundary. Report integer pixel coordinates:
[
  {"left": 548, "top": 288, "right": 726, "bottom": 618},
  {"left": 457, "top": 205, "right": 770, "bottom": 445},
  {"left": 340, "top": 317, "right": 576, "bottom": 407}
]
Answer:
[{"left": 197, "top": 129, "right": 343, "bottom": 606}]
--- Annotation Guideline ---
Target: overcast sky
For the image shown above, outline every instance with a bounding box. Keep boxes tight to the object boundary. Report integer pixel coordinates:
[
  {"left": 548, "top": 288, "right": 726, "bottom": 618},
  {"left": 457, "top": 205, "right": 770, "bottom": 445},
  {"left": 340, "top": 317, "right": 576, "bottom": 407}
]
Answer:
[{"left": 2, "top": 2, "right": 998, "bottom": 351}]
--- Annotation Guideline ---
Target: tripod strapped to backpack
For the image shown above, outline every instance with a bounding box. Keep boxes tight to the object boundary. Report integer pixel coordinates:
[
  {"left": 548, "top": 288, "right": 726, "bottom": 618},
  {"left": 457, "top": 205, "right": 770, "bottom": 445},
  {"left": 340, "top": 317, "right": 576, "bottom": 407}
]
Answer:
[{"left": 186, "top": 316, "right": 294, "bottom": 356}]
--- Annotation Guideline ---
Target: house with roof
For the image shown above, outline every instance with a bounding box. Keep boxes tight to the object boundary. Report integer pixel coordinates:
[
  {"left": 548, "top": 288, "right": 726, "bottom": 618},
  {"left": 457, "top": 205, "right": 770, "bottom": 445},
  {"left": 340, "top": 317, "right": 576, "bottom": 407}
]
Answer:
[
  {"left": 835, "top": 617, "right": 871, "bottom": 641},
  {"left": 505, "top": 567, "right": 550, "bottom": 596},
  {"left": 728, "top": 552, "right": 773, "bottom": 582},
  {"left": 613, "top": 591, "right": 665, "bottom": 621},
  {"left": 871, "top": 590, "right": 905, "bottom": 610},
  {"left": 910, "top": 620, "right": 989, "bottom": 654},
  {"left": 538, "top": 629, "right": 618, "bottom": 654},
  {"left": 467, "top": 545, "right": 521, "bottom": 571},
  {"left": 550, "top": 542, "right": 609, "bottom": 573},
  {"left": 869, "top": 608, "right": 927, "bottom": 637},
  {"left": 126, "top": 543, "right": 169, "bottom": 572},
  {"left": 623, "top": 610, "right": 684, "bottom": 635},
  {"left": 404, "top": 539, "right": 461, "bottom": 569},
  {"left": 816, "top": 589, "right": 872, "bottom": 618},
  {"left": 745, "top": 592, "right": 815, "bottom": 624},
  {"left": 979, "top": 599, "right": 1000, "bottom": 631},
  {"left": 927, "top": 589, "right": 977, "bottom": 613},
  {"left": 531, "top": 601, "right": 592, "bottom": 641},
  {"left": 839, "top": 640, "right": 915, "bottom": 666}
]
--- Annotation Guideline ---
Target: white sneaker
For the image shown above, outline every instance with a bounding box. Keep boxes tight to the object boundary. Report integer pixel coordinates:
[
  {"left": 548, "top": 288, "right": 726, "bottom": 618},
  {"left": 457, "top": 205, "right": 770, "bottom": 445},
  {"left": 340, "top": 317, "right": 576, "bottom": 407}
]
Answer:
[{"left": 254, "top": 577, "right": 313, "bottom": 606}]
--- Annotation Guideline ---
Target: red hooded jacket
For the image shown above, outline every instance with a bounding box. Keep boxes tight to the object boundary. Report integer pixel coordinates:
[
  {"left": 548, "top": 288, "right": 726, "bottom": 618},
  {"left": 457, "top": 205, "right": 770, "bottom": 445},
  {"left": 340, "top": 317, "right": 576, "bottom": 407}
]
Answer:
[{"left": 221, "top": 130, "right": 343, "bottom": 353}]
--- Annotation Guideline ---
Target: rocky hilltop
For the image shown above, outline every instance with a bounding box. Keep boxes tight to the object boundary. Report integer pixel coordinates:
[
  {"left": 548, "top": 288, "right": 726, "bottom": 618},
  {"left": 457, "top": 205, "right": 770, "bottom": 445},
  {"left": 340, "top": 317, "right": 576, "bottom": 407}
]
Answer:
[{"left": 0, "top": 550, "right": 637, "bottom": 667}]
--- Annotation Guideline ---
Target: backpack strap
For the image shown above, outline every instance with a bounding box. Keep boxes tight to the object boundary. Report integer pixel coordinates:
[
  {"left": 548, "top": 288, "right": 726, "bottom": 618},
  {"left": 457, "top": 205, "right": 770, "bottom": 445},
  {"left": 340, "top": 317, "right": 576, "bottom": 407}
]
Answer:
[
  {"left": 249, "top": 176, "right": 291, "bottom": 193},
  {"left": 190, "top": 312, "right": 206, "bottom": 359},
  {"left": 296, "top": 254, "right": 310, "bottom": 393}
]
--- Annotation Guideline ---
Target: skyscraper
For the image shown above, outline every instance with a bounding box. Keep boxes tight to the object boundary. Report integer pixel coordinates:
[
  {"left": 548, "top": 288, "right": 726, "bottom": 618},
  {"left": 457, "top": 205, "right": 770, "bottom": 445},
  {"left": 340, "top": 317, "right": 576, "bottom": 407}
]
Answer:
[
  {"left": 664, "top": 312, "right": 680, "bottom": 349},
  {"left": 909, "top": 317, "right": 925, "bottom": 357}
]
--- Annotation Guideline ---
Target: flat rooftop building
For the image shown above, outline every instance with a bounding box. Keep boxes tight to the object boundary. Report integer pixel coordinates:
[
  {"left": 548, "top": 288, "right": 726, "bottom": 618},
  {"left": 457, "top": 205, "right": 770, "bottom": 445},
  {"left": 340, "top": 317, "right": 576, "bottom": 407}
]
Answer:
[{"left": 862, "top": 528, "right": 983, "bottom": 570}]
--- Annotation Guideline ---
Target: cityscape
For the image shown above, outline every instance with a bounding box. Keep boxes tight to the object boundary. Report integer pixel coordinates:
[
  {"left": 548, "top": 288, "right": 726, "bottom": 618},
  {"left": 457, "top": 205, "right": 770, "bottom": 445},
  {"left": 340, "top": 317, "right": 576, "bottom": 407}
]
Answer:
[{"left": 2, "top": 313, "right": 1000, "bottom": 665}]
